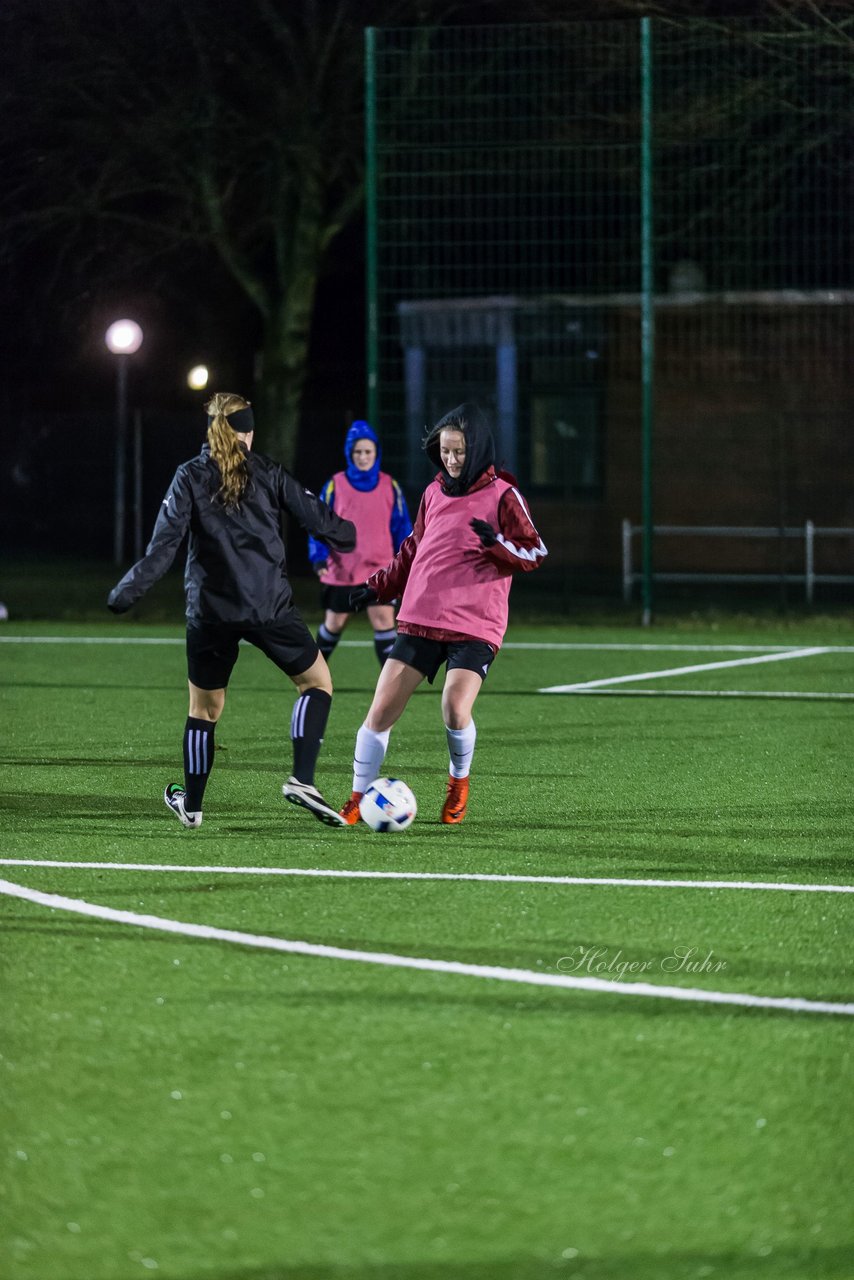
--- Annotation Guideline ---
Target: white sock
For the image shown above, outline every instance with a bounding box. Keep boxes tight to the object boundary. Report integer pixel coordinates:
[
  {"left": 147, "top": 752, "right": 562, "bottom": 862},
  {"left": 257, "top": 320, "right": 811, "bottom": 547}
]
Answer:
[
  {"left": 353, "top": 723, "right": 390, "bottom": 794},
  {"left": 446, "top": 720, "right": 476, "bottom": 779}
]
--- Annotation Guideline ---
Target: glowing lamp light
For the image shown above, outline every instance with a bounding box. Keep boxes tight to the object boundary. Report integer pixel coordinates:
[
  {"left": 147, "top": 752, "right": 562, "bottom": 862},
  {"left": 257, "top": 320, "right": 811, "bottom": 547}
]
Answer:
[
  {"left": 187, "top": 364, "right": 210, "bottom": 390},
  {"left": 105, "top": 319, "right": 144, "bottom": 355}
]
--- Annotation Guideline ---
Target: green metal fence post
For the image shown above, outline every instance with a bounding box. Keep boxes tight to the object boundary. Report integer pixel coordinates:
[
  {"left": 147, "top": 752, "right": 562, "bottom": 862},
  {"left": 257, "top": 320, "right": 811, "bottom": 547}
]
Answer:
[
  {"left": 365, "top": 27, "right": 379, "bottom": 429},
  {"left": 640, "top": 16, "right": 655, "bottom": 626}
]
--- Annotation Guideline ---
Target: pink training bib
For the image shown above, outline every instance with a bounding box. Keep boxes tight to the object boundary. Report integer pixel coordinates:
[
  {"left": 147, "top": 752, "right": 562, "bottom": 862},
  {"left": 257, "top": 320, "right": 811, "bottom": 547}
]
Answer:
[
  {"left": 324, "top": 472, "right": 397, "bottom": 586},
  {"left": 397, "top": 476, "right": 514, "bottom": 650}
]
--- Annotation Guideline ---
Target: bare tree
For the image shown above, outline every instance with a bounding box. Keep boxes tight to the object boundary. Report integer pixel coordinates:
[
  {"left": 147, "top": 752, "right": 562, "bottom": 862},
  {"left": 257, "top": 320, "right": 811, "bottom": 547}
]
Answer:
[{"left": 1, "top": 0, "right": 455, "bottom": 463}]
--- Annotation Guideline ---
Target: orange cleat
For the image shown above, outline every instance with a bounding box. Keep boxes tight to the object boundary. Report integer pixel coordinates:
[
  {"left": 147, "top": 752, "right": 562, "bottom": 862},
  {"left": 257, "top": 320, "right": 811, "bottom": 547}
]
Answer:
[
  {"left": 441, "top": 774, "right": 469, "bottom": 824},
  {"left": 339, "top": 792, "right": 364, "bottom": 825}
]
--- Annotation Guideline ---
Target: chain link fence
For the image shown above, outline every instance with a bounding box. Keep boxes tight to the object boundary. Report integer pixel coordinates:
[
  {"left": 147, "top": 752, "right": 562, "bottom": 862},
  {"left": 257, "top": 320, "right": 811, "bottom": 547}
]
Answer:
[{"left": 366, "top": 18, "right": 853, "bottom": 607}]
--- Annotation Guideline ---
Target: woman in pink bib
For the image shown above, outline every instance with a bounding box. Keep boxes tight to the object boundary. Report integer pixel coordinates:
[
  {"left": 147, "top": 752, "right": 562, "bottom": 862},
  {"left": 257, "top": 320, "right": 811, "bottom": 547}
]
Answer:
[
  {"left": 309, "top": 421, "right": 412, "bottom": 667},
  {"left": 339, "top": 402, "right": 547, "bottom": 826}
]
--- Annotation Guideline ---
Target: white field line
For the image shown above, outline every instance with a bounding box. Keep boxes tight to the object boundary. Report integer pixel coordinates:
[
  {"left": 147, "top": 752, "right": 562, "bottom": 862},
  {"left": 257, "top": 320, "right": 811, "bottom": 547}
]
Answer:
[
  {"left": 541, "top": 646, "right": 828, "bottom": 693},
  {"left": 2, "top": 858, "right": 852, "bottom": 895},
  {"left": 3, "top": 636, "right": 854, "bottom": 655},
  {"left": 553, "top": 688, "right": 854, "bottom": 701},
  {"left": 1, "top": 878, "right": 851, "bottom": 1017},
  {"left": 510, "top": 643, "right": 854, "bottom": 653},
  {"left": 0, "top": 636, "right": 184, "bottom": 645}
]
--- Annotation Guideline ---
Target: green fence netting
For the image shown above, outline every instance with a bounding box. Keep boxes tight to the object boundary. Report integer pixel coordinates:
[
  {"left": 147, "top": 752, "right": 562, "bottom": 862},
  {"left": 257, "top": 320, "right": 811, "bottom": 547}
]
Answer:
[{"left": 366, "top": 18, "right": 853, "bottom": 609}]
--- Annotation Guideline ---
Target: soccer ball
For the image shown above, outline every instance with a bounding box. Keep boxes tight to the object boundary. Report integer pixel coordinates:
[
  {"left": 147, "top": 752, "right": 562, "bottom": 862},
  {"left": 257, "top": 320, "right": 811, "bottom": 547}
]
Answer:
[{"left": 359, "top": 777, "right": 417, "bottom": 832}]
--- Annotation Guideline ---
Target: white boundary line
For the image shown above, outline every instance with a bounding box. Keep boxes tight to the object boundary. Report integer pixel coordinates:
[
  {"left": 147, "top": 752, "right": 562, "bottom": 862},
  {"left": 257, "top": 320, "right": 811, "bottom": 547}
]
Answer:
[
  {"left": 541, "top": 646, "right": 828, "bottom": 692},
  {"left": 511, "top": 642, "right": 854, "bottom": 653},
  {"left": 3, "top": 636, "right": 854, "bottom": 654},
  {"left": 1, "top": 878, "right": 851, "bottom": 1017},
  {"left": 0, "top": 636, "right": 184, "bottom": 645},
  {"left": 3, "top": 858, "right": 852, "bottom": 894},
  {"left": 5, "top": 636, "right": 849, "bottom": 701},
  {"left": 548, "top": 689, "right": 854, "bottom": 701}
]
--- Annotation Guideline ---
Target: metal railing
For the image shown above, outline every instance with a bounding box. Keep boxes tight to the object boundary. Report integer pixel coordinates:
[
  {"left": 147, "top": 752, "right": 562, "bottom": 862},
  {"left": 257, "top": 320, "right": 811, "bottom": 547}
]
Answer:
[{"left": 622, "top": 520, "right": 854, "bottom": 603}]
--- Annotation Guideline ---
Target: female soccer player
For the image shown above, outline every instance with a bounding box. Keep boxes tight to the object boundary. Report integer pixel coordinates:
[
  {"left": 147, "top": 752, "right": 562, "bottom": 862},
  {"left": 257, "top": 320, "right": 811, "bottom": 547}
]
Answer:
[
  {"left": 339, "top": 402, "right": 547, "bottom": 826},
  {"left": 107, "top": 392, "right": 356, "bottom": 828},
  {"left": 308, "top": 420, "right": 412, "bottom": 667}
]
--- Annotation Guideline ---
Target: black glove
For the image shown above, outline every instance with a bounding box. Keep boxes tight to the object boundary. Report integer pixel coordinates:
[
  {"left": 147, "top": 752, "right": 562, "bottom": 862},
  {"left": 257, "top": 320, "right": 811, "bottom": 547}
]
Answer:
[
  {"left": 470, "top": 518, "right": 498, "bottom": 548},
  {"left": 349, "top": 585, "right": 378, "bottom": 612}
]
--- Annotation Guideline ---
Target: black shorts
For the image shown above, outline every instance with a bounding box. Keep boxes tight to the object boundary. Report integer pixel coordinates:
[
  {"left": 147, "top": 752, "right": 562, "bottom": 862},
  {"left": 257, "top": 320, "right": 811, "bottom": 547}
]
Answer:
[
  {"left": 321, "top": 583, "right": 358, "bottom": 613},
  {"left": 389, "top": 633, "right": 496, "bottom": 686},
  {"left": 322, "top": 583, "right": 396, "bottom": 613},
  {"left": 187, "top": 613, "right": 319, "bottom": 690}
]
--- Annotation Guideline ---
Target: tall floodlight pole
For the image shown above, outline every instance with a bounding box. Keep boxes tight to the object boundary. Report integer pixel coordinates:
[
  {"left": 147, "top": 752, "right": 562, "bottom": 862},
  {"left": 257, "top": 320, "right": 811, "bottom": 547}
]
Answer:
[
  {"left": 105, "top": 319, "right": 143, "bottom": 565},
  {"left": 639, "top": 17, "right": 655, "bottom": 626}
]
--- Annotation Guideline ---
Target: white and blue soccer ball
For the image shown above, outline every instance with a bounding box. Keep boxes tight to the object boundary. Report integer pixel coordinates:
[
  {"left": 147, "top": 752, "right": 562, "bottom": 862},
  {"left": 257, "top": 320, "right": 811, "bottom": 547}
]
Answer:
[{"left": 359, "top": 777, "right": 417, "bottom": 832}]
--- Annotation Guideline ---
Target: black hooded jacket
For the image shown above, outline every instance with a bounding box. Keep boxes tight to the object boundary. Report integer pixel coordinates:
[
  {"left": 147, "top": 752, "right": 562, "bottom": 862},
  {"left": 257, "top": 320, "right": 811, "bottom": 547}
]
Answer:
[
  {"left": 423, "top": 402, "right": 495, "bottom": 496},
  {"left": 108, "top": 445, "right": 356, "bottom": 625}
]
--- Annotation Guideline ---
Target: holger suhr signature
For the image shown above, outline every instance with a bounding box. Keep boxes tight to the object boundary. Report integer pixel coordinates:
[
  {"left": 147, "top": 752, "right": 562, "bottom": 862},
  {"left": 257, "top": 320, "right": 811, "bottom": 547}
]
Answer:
[{"left": 557, "top": 945, "right": 727, "bottom": 981}]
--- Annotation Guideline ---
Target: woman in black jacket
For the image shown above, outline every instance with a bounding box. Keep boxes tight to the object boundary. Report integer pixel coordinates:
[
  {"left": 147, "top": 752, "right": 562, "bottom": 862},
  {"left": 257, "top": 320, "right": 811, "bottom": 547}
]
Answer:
[{"left": 108, "top": 391, "right": 356, "bottom": 828}]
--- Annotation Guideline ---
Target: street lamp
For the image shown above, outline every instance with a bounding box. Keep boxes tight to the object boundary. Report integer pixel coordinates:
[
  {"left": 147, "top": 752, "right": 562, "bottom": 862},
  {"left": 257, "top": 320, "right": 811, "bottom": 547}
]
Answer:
[
  {"left": 105, "top": 319, "right": 143, "bottom": 565},
  {"left": 187, "top": 364, "right": 209, "bottom": 391}
]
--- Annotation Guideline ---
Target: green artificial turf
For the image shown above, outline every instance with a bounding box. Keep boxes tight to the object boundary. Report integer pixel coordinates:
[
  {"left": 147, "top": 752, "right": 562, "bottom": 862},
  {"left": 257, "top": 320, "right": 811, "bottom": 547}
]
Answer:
[{"left": 1, "top": 620, "right": 852, "bottom": 1280}]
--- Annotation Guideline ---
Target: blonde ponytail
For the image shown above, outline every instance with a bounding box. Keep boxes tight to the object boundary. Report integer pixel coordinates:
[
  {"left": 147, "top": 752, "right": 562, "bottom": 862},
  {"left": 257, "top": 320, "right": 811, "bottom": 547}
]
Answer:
[{"left": 204, "top": 392, "right": 251, "bottom": 510}]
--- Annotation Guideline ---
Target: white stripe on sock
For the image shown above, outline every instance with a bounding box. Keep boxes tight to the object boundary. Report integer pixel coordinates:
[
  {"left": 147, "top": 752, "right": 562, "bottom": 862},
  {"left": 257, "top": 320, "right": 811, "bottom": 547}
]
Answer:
[{"left": 291, "top": 695, "right": 309, "bottom": 740}]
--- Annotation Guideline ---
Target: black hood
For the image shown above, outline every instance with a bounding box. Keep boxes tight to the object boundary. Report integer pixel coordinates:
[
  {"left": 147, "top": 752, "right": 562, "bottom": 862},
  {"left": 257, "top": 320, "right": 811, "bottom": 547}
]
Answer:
[{"left": 423, "top": 402, "right": 495, "bottom": 496}]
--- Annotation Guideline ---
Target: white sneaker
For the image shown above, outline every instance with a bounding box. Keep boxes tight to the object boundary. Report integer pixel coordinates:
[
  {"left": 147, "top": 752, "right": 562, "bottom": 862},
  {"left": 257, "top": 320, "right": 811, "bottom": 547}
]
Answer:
[
  {"left": 282, "top": 777, "right": 346, "bottom": 827},
  {"left": 164, "top": 783, "right": 202, "bottom": 829}
]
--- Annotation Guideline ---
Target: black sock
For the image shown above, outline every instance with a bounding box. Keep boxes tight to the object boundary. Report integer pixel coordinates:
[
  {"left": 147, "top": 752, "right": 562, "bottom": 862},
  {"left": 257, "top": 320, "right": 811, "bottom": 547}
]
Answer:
[
  {"left": 290, "top": 688, "right": 332, "bottom": 785},
  {"left": 373, "top": 628, "right": 397, "bottom": 666},
  {"left": 316, "top": 623, "right": 341, "bottom": 660},
  {"left": 183, "top": 716, "right": 216, "bottom": 812}
]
